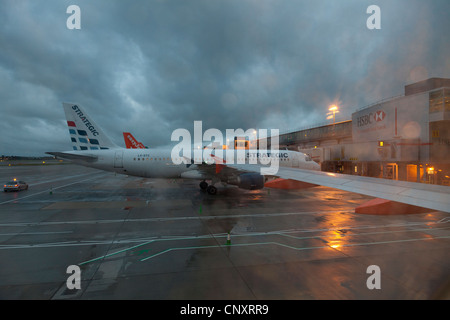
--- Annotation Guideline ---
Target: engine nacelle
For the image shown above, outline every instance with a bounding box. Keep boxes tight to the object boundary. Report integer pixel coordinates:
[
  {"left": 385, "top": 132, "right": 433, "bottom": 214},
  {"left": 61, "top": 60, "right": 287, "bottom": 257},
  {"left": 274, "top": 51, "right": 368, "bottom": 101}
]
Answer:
[{"left": 228, "top": 173, "right": 265, "bottom": 190}]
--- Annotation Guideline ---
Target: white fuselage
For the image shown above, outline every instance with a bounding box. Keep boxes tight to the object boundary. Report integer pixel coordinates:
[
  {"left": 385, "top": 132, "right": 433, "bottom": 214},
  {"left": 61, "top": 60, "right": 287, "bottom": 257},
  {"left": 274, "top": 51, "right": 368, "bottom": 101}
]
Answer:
[{"left": 66, "top": 148, "right": 320, "bottom": 179}]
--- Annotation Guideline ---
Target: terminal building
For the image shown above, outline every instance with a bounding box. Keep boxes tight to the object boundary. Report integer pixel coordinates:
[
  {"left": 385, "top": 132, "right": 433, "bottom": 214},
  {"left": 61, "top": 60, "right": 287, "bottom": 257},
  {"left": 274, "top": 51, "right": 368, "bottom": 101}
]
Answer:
[{"left": 265, "top": 78, "right": 450, "bottom": 185}]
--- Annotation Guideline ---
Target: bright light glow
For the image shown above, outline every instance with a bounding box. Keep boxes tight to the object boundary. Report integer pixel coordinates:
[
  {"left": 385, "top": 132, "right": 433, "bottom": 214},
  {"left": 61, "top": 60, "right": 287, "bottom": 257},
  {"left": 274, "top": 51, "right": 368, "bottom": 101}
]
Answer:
[
  {"left": 329, "top": 105, "right": 338, "bottom": 111},
  {"left": 327, "top": 105, "right": 339, "bottom": 124}
]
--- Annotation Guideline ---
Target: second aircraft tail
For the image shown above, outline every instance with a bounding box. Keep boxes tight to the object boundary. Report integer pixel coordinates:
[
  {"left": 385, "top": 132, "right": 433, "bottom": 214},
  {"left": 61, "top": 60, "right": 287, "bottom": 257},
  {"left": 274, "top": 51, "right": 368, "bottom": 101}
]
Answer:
[{"left": 123, "top": 132, "right": 146, "bottom": 149}]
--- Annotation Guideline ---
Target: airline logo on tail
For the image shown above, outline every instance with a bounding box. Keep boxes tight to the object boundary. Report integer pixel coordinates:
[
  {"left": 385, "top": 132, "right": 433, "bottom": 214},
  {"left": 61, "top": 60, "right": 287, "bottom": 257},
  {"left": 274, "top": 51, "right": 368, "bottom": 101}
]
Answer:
[
  {"left": 123, "top": 132, "right": 146, "bottom": 149},
  {"left": 63, "top": 102, "right": 118, "bottom": 151},
  {"left": 71, "top": 105, "right": 99, "bottom": 136}
]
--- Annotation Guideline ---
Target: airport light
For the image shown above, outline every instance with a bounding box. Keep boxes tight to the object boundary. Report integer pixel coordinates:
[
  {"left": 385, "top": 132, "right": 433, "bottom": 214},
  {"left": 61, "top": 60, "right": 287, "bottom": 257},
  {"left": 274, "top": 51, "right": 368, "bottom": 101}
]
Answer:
[
  {"left": 327, "top": 105, "right": 339, "bottom": 124},
  {"left": 427, "top": 167, "right": 435, "bottom": 184}
]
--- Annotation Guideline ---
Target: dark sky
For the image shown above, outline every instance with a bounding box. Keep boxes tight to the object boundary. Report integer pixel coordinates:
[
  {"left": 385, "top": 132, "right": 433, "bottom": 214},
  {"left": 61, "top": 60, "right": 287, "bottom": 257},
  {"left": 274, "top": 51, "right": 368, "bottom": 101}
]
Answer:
[{"left": 0, "top": 0, "right": 449, "bottom": 156}]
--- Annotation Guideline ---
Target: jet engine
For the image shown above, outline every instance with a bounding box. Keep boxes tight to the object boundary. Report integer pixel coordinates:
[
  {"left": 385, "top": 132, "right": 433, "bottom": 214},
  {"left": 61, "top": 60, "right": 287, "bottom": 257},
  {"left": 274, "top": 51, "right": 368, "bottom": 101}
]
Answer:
[{"left": 228, "top": 173, "right": 265, "bottom": 190}]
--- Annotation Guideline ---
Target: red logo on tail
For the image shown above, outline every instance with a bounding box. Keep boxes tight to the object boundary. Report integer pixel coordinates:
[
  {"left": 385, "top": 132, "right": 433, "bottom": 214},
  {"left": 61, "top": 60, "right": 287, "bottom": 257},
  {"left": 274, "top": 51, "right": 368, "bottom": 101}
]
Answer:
[{"left": 123, "top": 132, "right": 146, "bottom": 149}]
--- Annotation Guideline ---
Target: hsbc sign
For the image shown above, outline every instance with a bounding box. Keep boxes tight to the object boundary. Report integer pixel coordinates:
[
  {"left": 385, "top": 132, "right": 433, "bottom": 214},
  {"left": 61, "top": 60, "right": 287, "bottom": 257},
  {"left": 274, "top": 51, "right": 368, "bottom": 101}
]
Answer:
[
  {"left": 357, "top": 110, "right": 386, "bottom": 127},
  {"left": 374, "top": 110, "right": 386, "bottom": 122}
]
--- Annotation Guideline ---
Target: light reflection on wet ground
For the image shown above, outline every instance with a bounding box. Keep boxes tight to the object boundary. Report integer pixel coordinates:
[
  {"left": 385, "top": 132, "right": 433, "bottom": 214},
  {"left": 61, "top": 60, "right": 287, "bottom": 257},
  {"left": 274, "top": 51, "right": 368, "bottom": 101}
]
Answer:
[{"left": 0, "top": 164, "right": 448, "bottom": 299}]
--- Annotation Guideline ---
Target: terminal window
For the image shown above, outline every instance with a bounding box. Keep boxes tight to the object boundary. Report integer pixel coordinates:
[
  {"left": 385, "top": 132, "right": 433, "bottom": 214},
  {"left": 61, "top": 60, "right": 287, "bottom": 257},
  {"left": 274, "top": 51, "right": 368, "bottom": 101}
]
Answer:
[
  {"left": 445, "top": 89, "right": 450, "bottom": 111},
  {"left": 429, "top": 90, "right": 443, "bottom": 113}
]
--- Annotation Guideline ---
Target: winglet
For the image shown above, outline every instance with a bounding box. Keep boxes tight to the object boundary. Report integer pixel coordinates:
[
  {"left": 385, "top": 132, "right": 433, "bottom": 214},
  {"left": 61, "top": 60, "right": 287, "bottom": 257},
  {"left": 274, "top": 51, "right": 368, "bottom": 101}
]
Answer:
[
  {"left": 210, "top": 154, "right": 226, "bottom": 173},
  {"left": 210, "top": 154, "right": 226, "bottom": 164}
]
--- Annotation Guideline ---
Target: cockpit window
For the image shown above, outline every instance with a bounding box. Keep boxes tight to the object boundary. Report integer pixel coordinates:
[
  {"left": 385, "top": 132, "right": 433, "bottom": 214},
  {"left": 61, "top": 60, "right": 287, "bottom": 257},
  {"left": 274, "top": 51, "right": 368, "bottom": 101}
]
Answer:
[{"left": 305, "top": 155, "right": 312, "bottom": 161}]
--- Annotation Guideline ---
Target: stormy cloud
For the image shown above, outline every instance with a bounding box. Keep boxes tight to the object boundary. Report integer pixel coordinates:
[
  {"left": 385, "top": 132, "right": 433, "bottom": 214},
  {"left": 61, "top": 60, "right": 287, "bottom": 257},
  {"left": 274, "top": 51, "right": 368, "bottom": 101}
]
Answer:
[{"left": 0, "top": 0, "right": 449, "bottom": 156}]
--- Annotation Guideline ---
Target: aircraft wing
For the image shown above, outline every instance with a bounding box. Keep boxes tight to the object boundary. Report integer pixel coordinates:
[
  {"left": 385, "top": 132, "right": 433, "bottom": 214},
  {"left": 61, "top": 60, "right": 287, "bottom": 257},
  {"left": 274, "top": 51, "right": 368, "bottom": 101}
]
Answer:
[
  {"left": 222, "top": 163, "right": 450, "bottom": 213},
  {"left": 46, "top": 152, "right": 98, "bottom": 162}
]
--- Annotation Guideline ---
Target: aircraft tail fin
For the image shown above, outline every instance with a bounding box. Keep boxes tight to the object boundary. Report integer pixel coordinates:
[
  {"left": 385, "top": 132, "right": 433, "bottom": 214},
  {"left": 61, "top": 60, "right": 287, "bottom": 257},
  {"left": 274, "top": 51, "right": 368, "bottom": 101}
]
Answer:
[
  {"left": 63, "top": 102, "right": 119, "bottom": 151},
  {"left": 123, "top": 132, "right": 146, "bottom": 149}
]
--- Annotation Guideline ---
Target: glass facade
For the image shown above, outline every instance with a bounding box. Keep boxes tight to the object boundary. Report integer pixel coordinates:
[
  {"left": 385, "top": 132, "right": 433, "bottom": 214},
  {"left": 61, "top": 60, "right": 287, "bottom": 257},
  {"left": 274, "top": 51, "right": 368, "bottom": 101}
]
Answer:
[
  {"left": 445, "top": 89, "right": 450, "bottom": 111},
  {"left": 429, "top": 89, "right": 443, "bottom": 112},
  {"left": 280, "top": 121, "right": 352, "bottom": 145}
]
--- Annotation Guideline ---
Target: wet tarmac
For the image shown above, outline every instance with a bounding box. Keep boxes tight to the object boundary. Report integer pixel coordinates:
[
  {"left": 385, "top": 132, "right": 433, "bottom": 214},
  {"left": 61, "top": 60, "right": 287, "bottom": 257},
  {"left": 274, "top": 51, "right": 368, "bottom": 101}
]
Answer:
[{"left": 0, "top": 164, "right": 449, "bottom": 299}]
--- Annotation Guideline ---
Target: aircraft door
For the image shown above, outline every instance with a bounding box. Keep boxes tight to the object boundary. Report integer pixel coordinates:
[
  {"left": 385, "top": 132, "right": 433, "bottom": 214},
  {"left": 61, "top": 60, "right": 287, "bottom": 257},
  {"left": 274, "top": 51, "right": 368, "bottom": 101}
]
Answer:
[
  {"left": 292, "top": 154, "right": 299, "bottom": 167},
  {"left": 386, "top": 163, "right": 398, "bottom": 180},
  {"left": 114, "top": 151, "right": 123, "bottom": 168}
]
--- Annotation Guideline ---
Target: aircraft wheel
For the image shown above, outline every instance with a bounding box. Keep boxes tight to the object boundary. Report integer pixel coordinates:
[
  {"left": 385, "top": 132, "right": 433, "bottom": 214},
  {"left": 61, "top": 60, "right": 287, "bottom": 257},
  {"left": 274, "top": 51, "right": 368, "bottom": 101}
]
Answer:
[
  {"left": 199, "top": 181, "right": 208, "bottom": 190},
  {"left": 206, "top": 185, "right": 217, "bottom": 195}
]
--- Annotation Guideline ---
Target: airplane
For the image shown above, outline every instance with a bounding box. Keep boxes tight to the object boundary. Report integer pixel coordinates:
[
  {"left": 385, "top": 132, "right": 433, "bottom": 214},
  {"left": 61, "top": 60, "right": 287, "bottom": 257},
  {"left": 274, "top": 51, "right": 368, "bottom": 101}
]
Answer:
[
  {"left": 48, "top": 103, "right": 319, "bottom": 195},
  {"left": 123, "top": 132, "right": 146, "bottom": 149},
  {"left": 47, "top": 103, "right": 450, "bottom": 212}
]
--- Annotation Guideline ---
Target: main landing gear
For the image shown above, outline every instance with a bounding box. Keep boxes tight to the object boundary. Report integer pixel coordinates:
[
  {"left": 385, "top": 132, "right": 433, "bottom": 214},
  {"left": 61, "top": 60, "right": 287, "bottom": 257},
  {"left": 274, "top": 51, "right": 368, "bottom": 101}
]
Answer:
[
  {"left": 199, "top": 180, "right": 217, "bottom": 195},
  {"left": 199, "top": 181, "right": 208, "bottom": 190}
]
